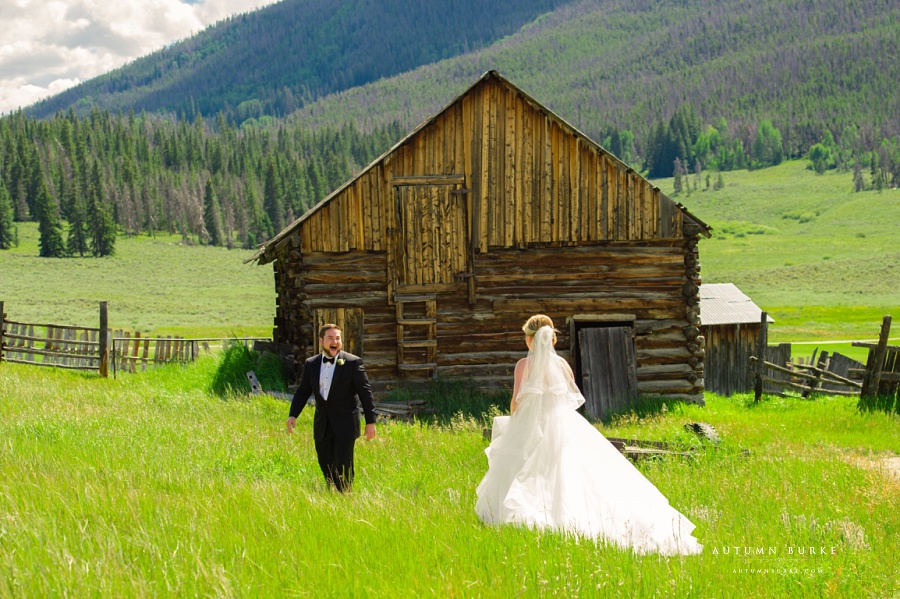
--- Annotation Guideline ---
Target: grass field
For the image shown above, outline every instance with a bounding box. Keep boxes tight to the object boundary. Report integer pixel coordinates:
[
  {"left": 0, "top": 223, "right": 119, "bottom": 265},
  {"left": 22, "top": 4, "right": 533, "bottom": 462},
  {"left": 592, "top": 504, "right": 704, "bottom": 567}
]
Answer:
[
  {"left": 0, "top": 357, "right": 897, "bottom": 597},
  {"left": 0, "top": 226, "right": 273, "bottom": 339}
]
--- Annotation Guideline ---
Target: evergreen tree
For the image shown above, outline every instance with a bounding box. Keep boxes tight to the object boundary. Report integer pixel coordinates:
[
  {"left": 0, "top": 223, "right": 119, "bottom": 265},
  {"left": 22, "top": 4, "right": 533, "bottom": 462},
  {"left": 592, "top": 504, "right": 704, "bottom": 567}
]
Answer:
[
  {"left": 202, "top": 178, "right": 224, "bottom": 246},
  {"left": 808, "top": 143, "right": 831, "bottom": 174},
  {"left": 263, "top": 159, "right": 285, "bottom": 236},
  {"left": 35, "top": 179, "right": 66, "bottom": 257},
  {"left": 0, "top": 178, "right": 17, "bottom": 249},
  {"left": 752, "top": 120, "right": 784, "bottom": 168},
  {"left": 714, "top": 172, "right": 725, "bottom": 190},
  {"left": 66, "top": 191, "right": 90, "bottom": 256},
  {"left": 88, "top": 162, "right": 116, "bottom": 257},
  {"left": 853, "top": 159, "right": 865, "bottom": 192}
]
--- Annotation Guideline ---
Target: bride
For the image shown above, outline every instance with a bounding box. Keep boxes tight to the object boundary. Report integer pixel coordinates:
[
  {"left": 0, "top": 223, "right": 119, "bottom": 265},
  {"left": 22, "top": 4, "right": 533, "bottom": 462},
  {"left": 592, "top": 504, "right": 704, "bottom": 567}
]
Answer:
[{"left": 475, "top": 314, "right": 702, "bottom": 555}]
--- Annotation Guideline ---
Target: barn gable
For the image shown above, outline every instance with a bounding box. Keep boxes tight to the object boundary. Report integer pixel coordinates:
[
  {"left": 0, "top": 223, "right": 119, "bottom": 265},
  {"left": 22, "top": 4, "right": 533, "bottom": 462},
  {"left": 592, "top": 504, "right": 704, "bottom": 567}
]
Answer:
[
  {"left": 253, "top": 71, "right": 712, "bottom": 411},
  {"left": 252, "top": 70, "right": 709, "bottom": 265}
]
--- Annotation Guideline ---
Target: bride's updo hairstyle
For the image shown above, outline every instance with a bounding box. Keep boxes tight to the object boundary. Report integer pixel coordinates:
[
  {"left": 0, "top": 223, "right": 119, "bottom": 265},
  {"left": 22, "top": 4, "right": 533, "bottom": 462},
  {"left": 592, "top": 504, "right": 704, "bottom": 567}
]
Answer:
[{"left": 522, "top": 314, "right": 559, "bottom": 344}]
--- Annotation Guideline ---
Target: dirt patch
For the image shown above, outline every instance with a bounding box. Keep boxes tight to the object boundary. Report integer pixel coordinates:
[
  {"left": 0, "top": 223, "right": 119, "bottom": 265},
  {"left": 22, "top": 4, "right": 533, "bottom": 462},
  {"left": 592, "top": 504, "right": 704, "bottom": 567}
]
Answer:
[
  {"left": 882, "top": 457, "right": 900, "bottom": 481},
  {"left": 844, "top": 453, "right": 900, "bottom": 482}
]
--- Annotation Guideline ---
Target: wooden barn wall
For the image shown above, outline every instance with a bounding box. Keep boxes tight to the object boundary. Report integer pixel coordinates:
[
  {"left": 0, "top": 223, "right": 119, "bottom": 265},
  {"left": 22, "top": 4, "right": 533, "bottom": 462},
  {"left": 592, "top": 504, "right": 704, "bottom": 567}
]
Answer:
[
  {"left": 455, "top": 244, "right": 704, "bottom": 400},
  {"left": 702, "top": 323, "right": 759, "bottom": 396},
  {"left": 273, "top": 249, "right": 402, "bottom": 383},
  {"left": 294, "top": 78, "right": 683, "bottom": 258},
  {"left": 277, "top": 243, "right": 703, "bottom": 401}
]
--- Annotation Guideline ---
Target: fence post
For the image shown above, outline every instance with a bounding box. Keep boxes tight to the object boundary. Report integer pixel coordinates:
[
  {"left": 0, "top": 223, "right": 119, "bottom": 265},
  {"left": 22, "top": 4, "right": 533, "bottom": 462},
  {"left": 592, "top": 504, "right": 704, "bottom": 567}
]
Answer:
[
  {"left": 99, "top": 301, "right": 109, "bottom": 377},
  {"left": 861, "top": 315, "right": 892, "bottom": 400},
  {"left": 803, "top": 350, "right": 829, "bottom": 398},
  {"left": 0, "top": 300, "right": 4, "bottom": 363},
  {"left": 754, "top": 311, "right": 768, "bottom": 403}
]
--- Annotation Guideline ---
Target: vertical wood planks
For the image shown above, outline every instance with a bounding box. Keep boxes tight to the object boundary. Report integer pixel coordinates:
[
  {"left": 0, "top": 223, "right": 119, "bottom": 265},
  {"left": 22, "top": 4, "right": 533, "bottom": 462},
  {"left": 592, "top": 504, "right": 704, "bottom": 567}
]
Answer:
[{"left": 287, "top": 74, "right": 704, "bottom": 266}]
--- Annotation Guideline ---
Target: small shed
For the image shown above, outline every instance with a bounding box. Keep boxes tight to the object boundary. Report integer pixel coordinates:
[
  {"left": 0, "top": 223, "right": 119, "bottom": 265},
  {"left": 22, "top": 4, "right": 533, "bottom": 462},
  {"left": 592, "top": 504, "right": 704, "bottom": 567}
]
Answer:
[
  {"left": 700, "top": 283, "right": 773, "bottom": 396},
  {"left": 250, "top": 71, "right": 711, "bottom": 414}
]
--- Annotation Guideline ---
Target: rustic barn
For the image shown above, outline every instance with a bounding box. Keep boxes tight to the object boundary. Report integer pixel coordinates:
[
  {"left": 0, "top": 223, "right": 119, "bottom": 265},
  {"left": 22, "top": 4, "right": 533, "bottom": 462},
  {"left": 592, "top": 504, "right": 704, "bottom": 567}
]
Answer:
[
  {"left": 250, "top": 71, "right": 712, "bottom": 415},
  {"left": 700, "top": 283, "right": 774, "bottom": 396}
]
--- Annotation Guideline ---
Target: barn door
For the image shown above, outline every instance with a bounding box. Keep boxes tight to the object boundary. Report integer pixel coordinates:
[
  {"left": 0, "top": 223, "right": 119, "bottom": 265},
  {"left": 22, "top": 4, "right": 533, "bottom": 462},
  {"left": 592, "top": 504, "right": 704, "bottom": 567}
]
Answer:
[
  {"left": 578, "top": 326, "right": 638, "bottom": 420},
  {"left": 392, "top": 181, "right": 469, "bottom": 289}
]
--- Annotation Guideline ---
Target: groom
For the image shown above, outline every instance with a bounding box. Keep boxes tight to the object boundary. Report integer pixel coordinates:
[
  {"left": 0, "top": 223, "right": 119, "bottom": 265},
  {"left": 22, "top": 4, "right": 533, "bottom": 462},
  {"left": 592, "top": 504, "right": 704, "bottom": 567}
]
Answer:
[{"left": 286, "top": 323, "right": 377, "bottom": 492}]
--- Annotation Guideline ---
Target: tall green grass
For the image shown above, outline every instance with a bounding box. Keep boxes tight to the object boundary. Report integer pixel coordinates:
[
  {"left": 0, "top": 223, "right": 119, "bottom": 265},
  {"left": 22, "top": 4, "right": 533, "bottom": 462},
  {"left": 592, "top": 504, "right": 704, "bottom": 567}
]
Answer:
[{"left": 1, "top": 359, "right": 897, "bottom": 597}]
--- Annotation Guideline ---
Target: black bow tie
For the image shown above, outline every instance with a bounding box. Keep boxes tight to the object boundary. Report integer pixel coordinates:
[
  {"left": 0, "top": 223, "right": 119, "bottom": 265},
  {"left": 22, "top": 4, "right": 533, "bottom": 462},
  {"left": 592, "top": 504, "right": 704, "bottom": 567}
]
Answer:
[{"left": 323, "top": 356, "right": 336, "bottom": 364}]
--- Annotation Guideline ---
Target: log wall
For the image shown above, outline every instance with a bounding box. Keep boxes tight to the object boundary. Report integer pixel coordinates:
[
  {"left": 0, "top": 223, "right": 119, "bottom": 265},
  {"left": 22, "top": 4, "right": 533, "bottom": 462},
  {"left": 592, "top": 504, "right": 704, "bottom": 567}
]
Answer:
[{"left": 275, "top": 241, "right": 705, "bottom": 403}]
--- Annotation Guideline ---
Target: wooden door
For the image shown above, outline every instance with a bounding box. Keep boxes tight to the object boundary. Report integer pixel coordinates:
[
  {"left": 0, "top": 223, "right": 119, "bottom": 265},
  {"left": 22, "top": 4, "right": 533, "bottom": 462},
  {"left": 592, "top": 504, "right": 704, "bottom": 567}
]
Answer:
[
  {"left": 393, "top": 183, "right": 468, "bottom": 288},
  {"left": 578, "top": 326, "right": 638, "bottom": 420}
]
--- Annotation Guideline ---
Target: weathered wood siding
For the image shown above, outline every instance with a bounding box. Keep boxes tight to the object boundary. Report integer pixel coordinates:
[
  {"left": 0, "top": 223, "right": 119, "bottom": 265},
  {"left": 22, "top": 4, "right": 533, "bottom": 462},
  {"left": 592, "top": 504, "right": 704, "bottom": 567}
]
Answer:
[
  {"left": 703, "top": 323, "right": 759, "bottom": 396},
  {"left": 276, "top": 242, "right": 704, "bottom": 401},
  {"left": 262, "top": 76, "right": 686, "bottom": 265},
  {"left": 263, "top": 72, "right": 708, "bottom": 403}
]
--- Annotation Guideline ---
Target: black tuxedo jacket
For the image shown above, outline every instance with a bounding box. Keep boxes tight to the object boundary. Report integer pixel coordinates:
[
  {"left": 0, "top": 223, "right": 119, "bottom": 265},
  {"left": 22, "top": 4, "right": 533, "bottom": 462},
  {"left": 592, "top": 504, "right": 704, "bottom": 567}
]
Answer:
[{"left": 289, "top": 351, "right": 377, "bottom": 440}]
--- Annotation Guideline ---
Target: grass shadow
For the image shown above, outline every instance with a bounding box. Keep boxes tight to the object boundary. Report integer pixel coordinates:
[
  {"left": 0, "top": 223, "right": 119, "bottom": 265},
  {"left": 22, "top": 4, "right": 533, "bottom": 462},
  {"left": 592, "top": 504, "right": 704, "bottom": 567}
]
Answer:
[
  {"left": 209, "top": 339, "right": 287, "bottom": 397},
  {"left": 592, "top": 395, "right": 693, "bottom": 426},
  {"left": 379, "top": 378, "right": 509, "bottom": 426}
]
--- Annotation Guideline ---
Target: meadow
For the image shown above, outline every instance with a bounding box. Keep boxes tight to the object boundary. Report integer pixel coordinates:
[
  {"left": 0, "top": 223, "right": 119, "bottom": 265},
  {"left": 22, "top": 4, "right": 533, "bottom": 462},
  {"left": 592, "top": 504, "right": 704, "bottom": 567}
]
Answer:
[
  {"left": 0, "top": 356, "right": 898, "bottom": 597},
  {"left": 0, "top": 226, "right": 273, "bottom": 339}
]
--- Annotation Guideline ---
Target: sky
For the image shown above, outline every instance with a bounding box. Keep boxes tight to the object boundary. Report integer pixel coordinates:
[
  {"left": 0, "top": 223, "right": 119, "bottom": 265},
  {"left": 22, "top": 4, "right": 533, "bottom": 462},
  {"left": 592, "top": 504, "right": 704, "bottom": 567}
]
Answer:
[{"left": 0, "top": 0, "right": 276, "bottom": 115}]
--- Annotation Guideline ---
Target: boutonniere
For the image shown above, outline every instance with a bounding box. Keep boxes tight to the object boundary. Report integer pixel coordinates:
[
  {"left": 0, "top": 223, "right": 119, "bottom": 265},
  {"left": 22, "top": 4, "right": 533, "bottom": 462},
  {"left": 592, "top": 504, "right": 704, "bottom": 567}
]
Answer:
[{"left": 337, "top": 358, "right": 345, "bottom": 366}]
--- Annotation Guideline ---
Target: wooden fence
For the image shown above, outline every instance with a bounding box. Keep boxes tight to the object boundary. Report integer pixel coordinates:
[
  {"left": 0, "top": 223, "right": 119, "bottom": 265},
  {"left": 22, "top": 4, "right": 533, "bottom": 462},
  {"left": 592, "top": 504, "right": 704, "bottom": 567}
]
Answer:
[
  {"left": 110, "top": 334, "right": 198, "bottom": 376},
  {"left": 1, "top": 300, "right": 109, "bottom": 374},
  {"left": 0, "top": 301, "right": 226, "bottom": 377},
  {"left": 751, "top": 313, "right": 899, "bottom": 411}
]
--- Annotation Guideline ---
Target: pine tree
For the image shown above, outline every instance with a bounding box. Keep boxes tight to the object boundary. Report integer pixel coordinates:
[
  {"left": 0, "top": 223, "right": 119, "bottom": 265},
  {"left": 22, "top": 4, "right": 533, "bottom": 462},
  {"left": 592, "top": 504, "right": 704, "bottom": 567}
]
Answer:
[
  {"left": 714, "top": 172, "right": 725, "bottom": 191},
  {"left": 88, "top": 162, "right": 116, "bottom": 257},
  {"left": 852, "top": 159, "right": 865, "bottom": 192},
  {"left": 263, "top": 159, "right": 285, "bottom": 236},
  {"left": 0, "top": 178, "right": 17, "bottom": 249},
  {"left": 202, "top": 178, "right": 224, "bottom": 246},
  {"left": 66, "top": 191, "right": 89, "bottom": 256},
  {"left": 35, "top": 179, "right": 66, "bottom": 257}
]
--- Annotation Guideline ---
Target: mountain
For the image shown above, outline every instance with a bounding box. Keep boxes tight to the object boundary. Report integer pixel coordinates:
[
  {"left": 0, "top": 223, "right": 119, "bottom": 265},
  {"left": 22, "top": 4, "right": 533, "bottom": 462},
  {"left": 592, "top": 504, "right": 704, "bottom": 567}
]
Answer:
[
  {"left": 287, "top": 0, "right": 900, "bottom": 161},
  {"left": 27, "top": 0, "right": 562, "bottom": 120},
  {"left": 4, "top": 0, "right": 898, "bottom": 258}
]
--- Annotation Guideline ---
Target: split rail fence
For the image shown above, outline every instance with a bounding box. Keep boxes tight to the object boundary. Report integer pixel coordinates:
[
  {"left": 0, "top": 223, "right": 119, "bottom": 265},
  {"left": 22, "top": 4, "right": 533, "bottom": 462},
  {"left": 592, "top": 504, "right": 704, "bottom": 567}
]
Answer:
[
  {"left": 0, "top": 301, "right": 264, "bottom": 377},
  {"left": 750, "top": 313, "right": 899, "bottom": 411}
]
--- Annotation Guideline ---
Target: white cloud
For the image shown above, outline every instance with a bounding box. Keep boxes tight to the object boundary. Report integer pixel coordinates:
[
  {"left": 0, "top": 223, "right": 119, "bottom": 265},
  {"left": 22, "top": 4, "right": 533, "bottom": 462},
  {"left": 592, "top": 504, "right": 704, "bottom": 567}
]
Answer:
[{"left": 0, "top": 0, "right": 276, "bottom": 115}]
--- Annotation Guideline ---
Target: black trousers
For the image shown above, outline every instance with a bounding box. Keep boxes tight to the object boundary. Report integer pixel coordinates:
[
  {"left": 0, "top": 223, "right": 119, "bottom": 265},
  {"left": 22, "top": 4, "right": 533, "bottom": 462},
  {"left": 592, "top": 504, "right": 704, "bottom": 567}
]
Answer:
[{"left": 315, "top": 417, "right": 355, "bottom": 492}]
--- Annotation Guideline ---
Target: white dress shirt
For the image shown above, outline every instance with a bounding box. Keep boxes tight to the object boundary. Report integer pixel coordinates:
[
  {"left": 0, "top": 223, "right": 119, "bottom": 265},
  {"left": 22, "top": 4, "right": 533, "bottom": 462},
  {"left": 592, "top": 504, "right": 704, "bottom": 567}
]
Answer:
[{"left": 319, "top": 353, "right": 337, "bottom": 400}]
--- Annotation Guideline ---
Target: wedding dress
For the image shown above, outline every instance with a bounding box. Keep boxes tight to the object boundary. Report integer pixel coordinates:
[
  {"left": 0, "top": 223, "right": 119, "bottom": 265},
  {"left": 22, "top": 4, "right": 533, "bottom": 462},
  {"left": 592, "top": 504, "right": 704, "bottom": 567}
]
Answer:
[{"left": 474, "top": 326, "right": 702, "bottom": 555}]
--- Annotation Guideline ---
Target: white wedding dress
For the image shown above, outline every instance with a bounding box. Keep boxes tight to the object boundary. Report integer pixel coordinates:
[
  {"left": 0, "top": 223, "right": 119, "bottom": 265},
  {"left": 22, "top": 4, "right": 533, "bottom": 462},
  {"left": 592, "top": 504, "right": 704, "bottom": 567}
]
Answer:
[{"left": 475, "top": 326, "right": 702, "bottom": 555}]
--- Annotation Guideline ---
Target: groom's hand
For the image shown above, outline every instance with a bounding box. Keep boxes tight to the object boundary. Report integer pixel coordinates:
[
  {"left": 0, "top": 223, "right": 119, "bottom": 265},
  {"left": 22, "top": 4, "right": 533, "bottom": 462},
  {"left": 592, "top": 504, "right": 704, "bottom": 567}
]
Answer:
[
  {"left": 365, "top": 423, "right": 376, "bottom": 440},
  {"left": 286, "top": 417, "right": 296, "bottom": 434}
]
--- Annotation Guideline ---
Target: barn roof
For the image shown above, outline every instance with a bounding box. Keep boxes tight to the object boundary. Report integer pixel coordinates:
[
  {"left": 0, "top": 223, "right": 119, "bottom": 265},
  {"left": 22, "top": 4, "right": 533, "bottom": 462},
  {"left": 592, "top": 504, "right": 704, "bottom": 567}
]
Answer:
[
  {"left": 700, "top": 283, "right": 774, "bottom": 326},
  {"left": 249, "top": 70, "right": 711, "bottom": 264}
]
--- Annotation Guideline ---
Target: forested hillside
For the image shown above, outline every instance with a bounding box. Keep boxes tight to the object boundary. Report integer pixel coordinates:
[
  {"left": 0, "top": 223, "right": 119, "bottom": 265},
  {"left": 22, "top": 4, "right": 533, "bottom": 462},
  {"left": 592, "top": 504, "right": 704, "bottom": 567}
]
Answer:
[
  {"left": 0, "top": 109, "right": 404, "bottom": 254},
  {"left": 291, "top": 0, "right": 900, "bottom": 175},
  {"left": 2, "top": 0, "right": 899, "bottom": 258},
  {"left": 26, "top": 0, "right": 561, "bottom": 121}
]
